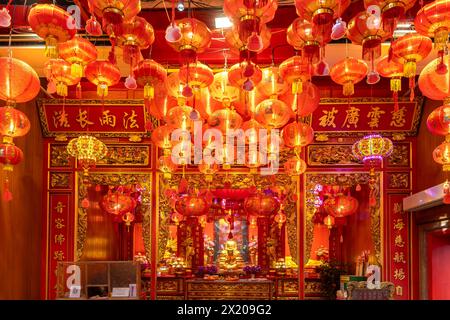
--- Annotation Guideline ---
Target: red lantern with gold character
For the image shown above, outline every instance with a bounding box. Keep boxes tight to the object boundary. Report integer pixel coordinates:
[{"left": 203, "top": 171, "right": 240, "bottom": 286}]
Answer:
[
  {"left": 330, "top": 57, "right": 368, "bottom": 96},
  {"left": 58, "top": 37, "right": 98, "bottom": 78},
  {"left": 85, "top": 60, "right": 121, "bottom": 97},
  {"left": 228, "top": 61, "right": 263, "bottom": 91},
  {"left": 27, "top": 4, "right": 77, "bottom": 58},
  {"left": 284, "top": 157, "right": 307, "bottom": 176},
  {"left": 0, "top": 107, "right": 31, "bottom": 138},
  {"left": 134, "top": 59, "right": 167, "bottom": 102},
  {"left": 255, "top": 99, "right": 291, "bottom": 129},
  {"left": 433, "top": 136, "right": 450, "bottom": 171},
  {"left": 175, "top": 194, "right": 210, "bottom": 216},
  {"left": 391, "top": 33, "right": 432, "bottom": 101},
  {"left": 244, "top": 192, "right": 280, "bottom": 217},
  {"left": 324, "top": 194, "right": 359, "bottom": 217},
  {"left": 257, "top": 66, "right": 289, "bottom": 98},
  {"left": 282, "top": 122, "right": 314, "bottom": 150},
  {"left": 279, "top": 55, "right": 312, "bottom": 95},
  {"left": 101, "top": 187, "right": 137, "bottom": 216},
  {"left": 0, "top": 143, "right": 23, "bottom": 170},
  {"left": 0, "top": 57, "right": 40, "bottom": 106},
  {"left": 279, "top": 81, "right": 320, "bottom": 117}
]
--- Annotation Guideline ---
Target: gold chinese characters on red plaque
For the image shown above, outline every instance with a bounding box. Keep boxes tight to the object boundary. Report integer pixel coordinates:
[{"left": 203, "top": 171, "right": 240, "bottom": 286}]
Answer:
[
  {"left": 311, "top": 98, "right": 423, "bottom": 136},
  {"left": 37, "top": 99, "right": 153, "bottom": 137}
]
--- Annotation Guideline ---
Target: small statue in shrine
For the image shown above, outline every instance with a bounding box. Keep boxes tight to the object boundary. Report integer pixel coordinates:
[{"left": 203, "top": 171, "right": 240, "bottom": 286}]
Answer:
[
  {"left": 267, "top": 223, "right": 279, "bottom": 267},
  {"left": 183, "top": 237, "right": 194, "bottom": 268},
  {"left": 204, "top": 235, "right": 215, "bottom": 265},
  {"left": 218, "top": 238, "right": 244, "bottom": 270},
  {"left": 249, "top": 236, "right": 258, "bottom": 266}
]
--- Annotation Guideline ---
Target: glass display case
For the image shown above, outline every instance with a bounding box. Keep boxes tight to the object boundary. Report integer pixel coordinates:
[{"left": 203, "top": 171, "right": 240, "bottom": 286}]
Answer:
[{"left": 55, "top": 261, "right": 141, "bottom": 300}]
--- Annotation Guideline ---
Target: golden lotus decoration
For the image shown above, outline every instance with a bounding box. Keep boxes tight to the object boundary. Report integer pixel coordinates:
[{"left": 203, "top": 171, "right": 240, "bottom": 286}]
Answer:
[{"left": 67, "top": 135, "right": 107, "bottom": 178}]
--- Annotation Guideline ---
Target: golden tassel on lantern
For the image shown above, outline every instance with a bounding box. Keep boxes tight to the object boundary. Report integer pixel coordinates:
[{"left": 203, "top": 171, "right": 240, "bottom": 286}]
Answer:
[
  {"left": 97, "top": 83, "right": 108, "bottom": 97},
  {"left": 45, "top": 35, "right": 58, "bottom": 59},
  {"left": 390, "top": 78, "right": 401, "bottom": 92},
  {"left": 71, "top": 62, "right": 83, "bottom": 78},
  {"left": 56, "top": 82, "right": 68, "bottom": 97},
  {"left": 144, "top": 83, "right": 154, "bottom": 99},
  {"left": 434, "top": 27, "right": 449, "bottom": 52},
  {"left": 343, "top": 81, "right": 354, "bottom": 96},
  {"left": 292, "top": 80, "right": 303, "bottom": 95},
  {"left": 404, "top": 60, "right": 416, "bottom": 78}
]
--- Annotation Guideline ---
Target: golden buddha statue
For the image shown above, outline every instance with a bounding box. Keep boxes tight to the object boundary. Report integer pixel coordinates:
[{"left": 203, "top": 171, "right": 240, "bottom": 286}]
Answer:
[{"left": 218, "top": 238, "right": 244, "bottom": 271}]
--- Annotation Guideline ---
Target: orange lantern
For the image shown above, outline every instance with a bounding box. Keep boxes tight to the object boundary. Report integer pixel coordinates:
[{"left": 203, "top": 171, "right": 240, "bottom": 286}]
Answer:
[
  {"left": 209, "top": 71, "right": 240, "bottom": 107},
  {"left": 255, "top": 99, "right": 291, "bottom": 129},
  {"left": 0, "top": 143, "right": 23, "bottom": 171},
  {"left": 257, "top": 66, "right": 289, "bottom": 98},
  {"left": 244, "top": 191, "right": 280, "bottom": 217},
  {"left": 87, "top": 0, "right": 141, "bottom": 28},
  {"left": 151, "top": 125, "right": 174, "bottom": 152},
  {"left": 365, "top": 0, "right": 416, "bottom": 35},
  {"left": 164, "top": 105, "right": 200, "bottom": 132},
  {"left": 282, "top": 122, "right": 314, "bottom": 150},
  {"left": 58, "top": 37, "right": 98, "bottom": 78},
  {"left": 391, "top": 33, "right": 432, "bottom": 100},
  {"left": 0, "top": 57, "right": 40, "bottom": 106},
  {"left": 224, "top": 0, "right": 277, "bottom": 42},
  {"left": 295, "top": 0, "right": 350, "bottom": 41},
  {"left": 44, "top": 59, "right": 81, "bottom": 97},
  {"left": 179, "top": 62, "right": 214, "bottom": 96},
  {"left": 284, "top": 156, "right": 307, "bottom": 176},
  {"left": 279, "top": 55, "right": 312, "bottom": 95},
  {"left": 279, "top": 81, "right": 320, "bottom": 117},
  {"left": 243, "top": 119, "right": 264, "bottom": 144},
  {"left": 330, "top": 57, "right": 368, "bottom": 96},
  {"left": 198, "top": 160, "right": 219, "bottom": 182},
  {"left": 134, "top": 59, "right": 167, "bottom": 101},
  {"left": 352, "top": 134, "right": 393, "bottom": 168},
  {"left": 27, "top": 4, "right": 76, "bottom": 58},
  {"left": 158, "top": 155, "right": 178, "bottom": 179},
  {"left": 419, "top": 55, "right": 450, "bottom": 101},
  {"left": 427, "top": 104, "right": 450, "bottom": 136},
  {"left": 0, "top": 107, "right": 30, "bottom": 138},
  {"left": 287, "top": 18, "right": 330, "bottom": 64},
  {"left": 376, "top": 56, "right": 404, "bottom": 111},
  {"left": 347, "top": 11, "right": 390, "bottom": 84},
  {"left": 433, "top": 136, "right": 450, "bottom": 170},
  {"left": 225, "top": 25, "right": 271, "bottom": 60},
  {"left": 274, "top": 211, "right": 287, "bottom": 228},
  {"left": 228, "top": 61, "right": 263, "bottom": 91},
  {"left": 324, "top": 194, "right": 359, "bottom": 217},
  {"left": 166, "top": 18, "right": 212, "bottom": 62},
  {"left": 208, "top": 108, "right": 243, "bottom": 134},
  {"left": 85, "top": 60, "right": 121, "bottom": 97},
  {"left": 112, "top": 16, "right": 155, "bottom": 64},
  {"left": 415, "top": 0, "right": 450, "bottom": 66},
  {"left": 323, "top": 214, "right": 335, "bottom": 229},
  {"left": 101, "top": 187, "right": 136, "bottom": 216},
  {"left": 175, "top": 194, "right": 210, "bottom": 216},
  {"left": 166, "top": 71, "right": 186, "bottom": 100}
]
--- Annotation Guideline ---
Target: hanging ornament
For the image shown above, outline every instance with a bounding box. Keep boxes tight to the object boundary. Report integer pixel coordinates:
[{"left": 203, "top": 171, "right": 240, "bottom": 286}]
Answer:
[
  {"left": 376, "top": 56, "right": 404, "bottom": 111},
  {"left": 85, "top": 60, "right": 121, "bottom": 97},
  {"left": 87, "top": 0, "right": 141, "bottom": 30},
  {"left": 331, "top": 18, "right": 347, "bottom": 40},
  {"left": 86, "top": 15, "right": 103, "bottom": 36},
  {"left": 443, "top": 180, "right": 450, "bottom": 204},
  {"left": 330, "top": 57, "right": 368, "bottom": 96},
  {"left": 0, "top": 7, "right": 11, "bottom": 28},
  {"left": 58, "top": 37, "right": 98, "bottom": 78}
]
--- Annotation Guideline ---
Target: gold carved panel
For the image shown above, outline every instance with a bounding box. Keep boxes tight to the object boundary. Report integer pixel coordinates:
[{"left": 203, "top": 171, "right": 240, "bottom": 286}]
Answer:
[
  {"left": 49, "top": 172, "right": 72, "bottom": 190},
  {"left": 387, "top": 143, "right": 411, "bottom": 168},
  {"left": 75, "top": 172, "right": 152, "bottom": 261},
  {"left": 304, "top": 172, "right": 383, "bottom": 265},
  {"left": 307, "top": 144, "right": 362, "bottom": 166},
  {"left": 49, "top": 145, "right": 71, "bottom": 168},
  {"left": 387, "top": 172, "right": 410, "bottom": 190},
  {"left": 96, "top": 144, "right": 151, "bottom": 167},
  {"left": 157, "top": 173, "right": 299, "bottom": 264}
]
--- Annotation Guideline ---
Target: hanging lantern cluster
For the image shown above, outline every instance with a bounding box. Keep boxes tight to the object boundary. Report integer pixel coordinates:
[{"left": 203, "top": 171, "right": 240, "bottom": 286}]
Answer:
[
  {"left": 0, "top": 56, "right": 38, "bottom": 201},
  {"left": 100, "top": 186, "right": 139, "bottom": 228}
]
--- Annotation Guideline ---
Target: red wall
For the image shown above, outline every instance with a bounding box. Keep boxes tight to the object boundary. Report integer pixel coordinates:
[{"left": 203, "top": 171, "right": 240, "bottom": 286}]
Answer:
[{"left": 427, "top": 232, "right": 450, "bottom": 300}]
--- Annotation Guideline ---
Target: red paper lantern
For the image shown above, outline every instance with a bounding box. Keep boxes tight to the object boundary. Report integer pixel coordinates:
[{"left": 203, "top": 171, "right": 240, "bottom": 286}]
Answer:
[
  {"left": 287, "top": 18, "right": 331, "bottom": 63},
  {"left": 58, "top": 37, "right": 98, "bottom": 78},
  {"left": 323, "top": 214, "right": 335, "bottom": 229},
  {"left": 85, "top": 60, "right": 121, "bottom": 97},
  {"left": 433, "top": 137, "right": 450, "bottom": 171},
  {"left": 282, "top": 122, "right": 314, "bottom": 149},
  {"left": 164, "top": 105, "right": 200, "bottom": 132},
  {"left": 244, "top": 192, "right": 280, "bottom": 217},
  {"left": 158, "top": 155, "right": 178, "bottom": 179},
  {"left": 175, "top": 194, "right": 210, "bottom": 216},
  {"left": 330, "top": 57, "right": 368, "bottom": 96},
  {"left": 0, "top": 107, "right": 31, "bottom": 138},
  {"left": 295, "top": 0, "right": 350, "bottom": 29},
  {"left": 225, "top": 25, "right": 271, "bottom": 59},
  {"left": 101, "top": 187, "right": 137, "bottom": 216},
  {"left": 284, "top": 157, "right": 307, "bottom": 176},
  {"left": 224, "top": 0, "right": 277, "bottom": 42},
  {"left": 27, "top": 4, "right": 77, "bottom": 58},
  {"left": 365, "top": 0, "right": 416, "bottom": 34},
  {"left": 279, "top": 55, "right": 312, "bottom": 95},
  {"left": 87, "top": 0, "right": 141, "bottom": 28},
  {"left": 112, "top": 16, "right": 155, "bottom": 64},
  {"left": 0, "top": 143, "right": 23, "bottom": 170},
  {"left": 179, "top": 62, "right": 214, "bottom": 94},
  {"left": 257, "top": 66, "right": 289, "bottom": 98},
  {"left": 134, "top": 59, "right": 167, "bottom": 101},
  {"left": 376, "top": 56, "right": 403, "bottom": 110},
  {"left": 44, "top": 59, "right": 81, "bottom": 97},
  {"left": 427, "top": 104, "right": 450, "bottom": 136},
  {"left": 419, "top": 55, "right": 450, "bottom": 101},
  {"left": 228, "top": 61, "right": 263, "bottom": 91},
  {"left": 209, "top": 71, "right": 240, "bottom": 107},
  {"left": 255, "top": 99, "right": 291, "bottom": 129},
  {"left": 324, "top": 194, "right": 359, "bottom": 217},
  {"left": 279, "top": 81, "right": 320, "bottom": 117},
  {"left": 0, "top": 57, "right": 40, "bottom": 106},
  {"left": 151, "top": 125, "right": 174, "bottom": 151},
  {"left": 208, "top": 108, "right": 243, "bottom": 133},
  {"left": 166, "top": 18, "right": 212, "bottom": 62},
  {"left": 391, "top": 33, "right": 432, "bottom": 100}
]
